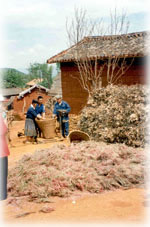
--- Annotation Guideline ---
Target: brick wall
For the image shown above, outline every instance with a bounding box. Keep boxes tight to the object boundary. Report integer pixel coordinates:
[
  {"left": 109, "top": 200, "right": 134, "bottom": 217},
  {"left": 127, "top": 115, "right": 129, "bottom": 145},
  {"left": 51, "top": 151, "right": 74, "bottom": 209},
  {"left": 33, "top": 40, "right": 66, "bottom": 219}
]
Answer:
[
  {"left": 13, "top": 88, "right": 51, "bottom": 114},
  {"left": 61, "top": 57, "right": 146, "bottom": 114}
]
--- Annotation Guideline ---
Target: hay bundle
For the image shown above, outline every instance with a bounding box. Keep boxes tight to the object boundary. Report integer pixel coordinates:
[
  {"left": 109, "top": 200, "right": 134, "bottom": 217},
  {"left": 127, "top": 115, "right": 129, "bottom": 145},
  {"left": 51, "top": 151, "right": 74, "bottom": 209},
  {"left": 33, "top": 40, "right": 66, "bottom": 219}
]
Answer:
[
  {"left": 35, "top": 118, "right": 56, "bottom": 139},
  {"left": 68, "top": 130, "right": 90, "bottom": 143}
]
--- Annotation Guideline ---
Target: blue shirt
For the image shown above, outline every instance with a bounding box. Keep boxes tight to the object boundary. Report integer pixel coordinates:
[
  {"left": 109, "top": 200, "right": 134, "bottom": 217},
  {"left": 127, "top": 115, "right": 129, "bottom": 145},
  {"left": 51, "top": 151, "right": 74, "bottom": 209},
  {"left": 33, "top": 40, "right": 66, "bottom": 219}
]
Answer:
[
  {"left": 26, "top": 106, "right": 37, "bottom": 120},
  {"left": 53, "top": 101, "right": 71, "bottom": 121},
  {"left": 35, "top": 104, "right": 45, "bottom": 115}
]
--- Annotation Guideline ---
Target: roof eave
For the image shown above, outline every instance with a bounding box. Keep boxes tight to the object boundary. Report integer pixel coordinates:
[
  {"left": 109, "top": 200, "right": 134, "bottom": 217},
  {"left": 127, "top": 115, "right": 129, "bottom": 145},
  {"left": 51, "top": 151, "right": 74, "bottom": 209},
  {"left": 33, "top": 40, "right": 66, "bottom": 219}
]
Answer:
[{"left": 47, "top": 53, "right": 146, "bottom": 64}]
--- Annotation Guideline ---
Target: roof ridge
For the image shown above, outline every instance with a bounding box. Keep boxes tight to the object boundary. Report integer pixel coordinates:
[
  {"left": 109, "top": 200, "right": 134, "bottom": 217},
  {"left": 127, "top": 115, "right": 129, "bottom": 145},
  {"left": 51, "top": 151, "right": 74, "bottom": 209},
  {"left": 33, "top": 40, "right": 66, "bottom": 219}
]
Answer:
[
  {"left": 18, "top": 84, "right": 49, "bottom": 99},
  {"left": 84, "top": 31, "right": 148, "bottom": 41}
]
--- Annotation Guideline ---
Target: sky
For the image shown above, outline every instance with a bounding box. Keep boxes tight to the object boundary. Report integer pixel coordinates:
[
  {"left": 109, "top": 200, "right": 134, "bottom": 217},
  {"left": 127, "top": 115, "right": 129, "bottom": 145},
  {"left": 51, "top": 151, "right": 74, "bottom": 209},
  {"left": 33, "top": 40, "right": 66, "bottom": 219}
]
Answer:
[{"left": 0, "top": 0, "right": 149, "bottom": 74}]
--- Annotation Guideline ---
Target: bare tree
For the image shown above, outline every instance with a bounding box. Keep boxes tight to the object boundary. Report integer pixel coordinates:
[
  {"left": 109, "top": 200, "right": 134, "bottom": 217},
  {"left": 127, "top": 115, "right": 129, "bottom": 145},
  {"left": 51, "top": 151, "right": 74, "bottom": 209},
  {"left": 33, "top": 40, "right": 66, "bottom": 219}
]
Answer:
[
  {"left": 66, "top": 6, "right": 104, "bottom": 46},
  {"left": 66, "top": 7, "right": 133, "bottom": 96}
]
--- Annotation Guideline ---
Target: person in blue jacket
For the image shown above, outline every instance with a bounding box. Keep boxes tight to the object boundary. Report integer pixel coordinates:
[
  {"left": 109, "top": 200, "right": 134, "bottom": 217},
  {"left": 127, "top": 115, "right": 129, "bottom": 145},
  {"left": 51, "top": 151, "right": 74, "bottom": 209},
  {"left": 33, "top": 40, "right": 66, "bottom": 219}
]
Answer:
[
  {"left": 24, "top": 99, "right": 43, "bottom": 143},
  {"left": 35, "top": 96, "right": 45, "bottom": 137},
  {"left": 35, "top": 96, "right": 45, "bottom": 118},
  {"left": 53, "top": 95, "right": 71, "bottom": 138}
]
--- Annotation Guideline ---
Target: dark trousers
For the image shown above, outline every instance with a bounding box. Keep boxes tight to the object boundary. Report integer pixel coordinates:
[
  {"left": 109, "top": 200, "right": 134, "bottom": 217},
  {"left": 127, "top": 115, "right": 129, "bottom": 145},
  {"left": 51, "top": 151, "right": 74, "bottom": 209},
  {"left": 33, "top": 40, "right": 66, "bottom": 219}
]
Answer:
[
  {"left": 61, "top": 121, "right": 69, "bottom": 137},
  {"left": 0, "top": 156, "right": 8, "bottom": 200}
]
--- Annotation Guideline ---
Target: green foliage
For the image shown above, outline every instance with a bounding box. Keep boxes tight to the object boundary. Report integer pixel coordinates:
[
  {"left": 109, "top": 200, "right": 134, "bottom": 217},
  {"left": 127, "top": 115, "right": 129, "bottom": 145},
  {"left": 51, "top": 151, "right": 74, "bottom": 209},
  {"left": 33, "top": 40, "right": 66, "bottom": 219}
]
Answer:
[
  {"left": 0, "top": 63, "right": 54, "bottom": 89},
  {"left": 0, "top": 68, "right": 28, "bottom": 88},
  {"left": 27, "top": 63, "right": 53, "bottom": 89}
]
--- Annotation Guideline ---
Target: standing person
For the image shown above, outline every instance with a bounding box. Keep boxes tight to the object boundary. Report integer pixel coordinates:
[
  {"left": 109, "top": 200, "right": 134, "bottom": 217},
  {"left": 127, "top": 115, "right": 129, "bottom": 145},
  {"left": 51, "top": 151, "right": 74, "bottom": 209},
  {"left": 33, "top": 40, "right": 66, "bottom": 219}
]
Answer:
[
  {"left": 24, "top": 99, "right": 43, "bottom": 144},
  {"left": 35, "top": 96, "right": 45, "bottom": 118},
  {"left": 53, "top": 95, "right": 71, "bottom": 138},
  {"left": 0, "top": 94, "right": 10, "bottom": 200},
  {"left": 35, "top": 96, "right": 45, "bottom": 137}
]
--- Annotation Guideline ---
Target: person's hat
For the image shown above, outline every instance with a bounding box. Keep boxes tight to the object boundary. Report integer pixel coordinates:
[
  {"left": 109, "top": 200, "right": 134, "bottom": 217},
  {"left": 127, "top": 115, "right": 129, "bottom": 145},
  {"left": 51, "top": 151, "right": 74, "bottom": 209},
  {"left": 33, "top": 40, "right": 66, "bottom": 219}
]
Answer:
[
  {"left": 55, "top": 94, "right": 62, "bottom": 99},
  {"left": 0, "top": 94, "right": 4, "bottom": 102}
]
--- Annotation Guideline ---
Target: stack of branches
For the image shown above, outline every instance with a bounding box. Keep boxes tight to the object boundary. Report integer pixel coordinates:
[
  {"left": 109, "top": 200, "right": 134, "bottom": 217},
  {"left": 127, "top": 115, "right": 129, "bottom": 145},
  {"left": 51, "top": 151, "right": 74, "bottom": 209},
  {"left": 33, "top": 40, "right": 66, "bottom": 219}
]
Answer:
[
  {"left": 79, "top": 85, "right": 149, "bottom": 147},
  {"left": 45, "top": 97, "right": 56, "bottom": 115},
  {"left": 8, "top": 141, "right": 145, "bottom": 201},
  {"left": 69, "top": 114, "right": 81, "bottom": 131}
]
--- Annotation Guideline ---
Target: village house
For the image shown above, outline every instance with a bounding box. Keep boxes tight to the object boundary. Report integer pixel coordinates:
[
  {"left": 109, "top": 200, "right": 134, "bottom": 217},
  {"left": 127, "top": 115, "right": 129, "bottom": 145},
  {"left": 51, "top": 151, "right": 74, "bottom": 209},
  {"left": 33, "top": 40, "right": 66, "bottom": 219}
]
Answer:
[
  {"left": 13, "top": 84, "right": 51, "bottom": 115},
  {"left": 1, "top": 87, "right": 23, "bottom": 110},
  {"left": 47, "top": 31, "right": 148, "bottom": 114}
]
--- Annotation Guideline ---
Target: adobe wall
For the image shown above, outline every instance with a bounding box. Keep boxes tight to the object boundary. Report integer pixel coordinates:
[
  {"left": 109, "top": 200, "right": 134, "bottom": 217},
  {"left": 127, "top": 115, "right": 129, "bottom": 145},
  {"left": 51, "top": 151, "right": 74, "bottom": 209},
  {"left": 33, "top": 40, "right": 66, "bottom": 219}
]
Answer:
[
  {"left": 61, "top": 57, "right": 146, "bottom": 114},
  {"left": 61, "top": 64, "right": 89, "bottom": 114},
  {"left": 13, "top": 88, "right": 51, "bottom": 114}
]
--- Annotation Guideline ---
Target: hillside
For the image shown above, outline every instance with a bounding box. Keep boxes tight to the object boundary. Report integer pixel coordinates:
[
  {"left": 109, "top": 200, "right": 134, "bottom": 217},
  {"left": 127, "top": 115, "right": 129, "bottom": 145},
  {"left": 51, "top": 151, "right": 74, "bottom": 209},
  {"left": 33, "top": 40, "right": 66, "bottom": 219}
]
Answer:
[
  {"left": 0, "top": 68, "right": 27, "bottom": 77},
  {"left": 0, "top": 68, "right": 29, "bottom": 88}
]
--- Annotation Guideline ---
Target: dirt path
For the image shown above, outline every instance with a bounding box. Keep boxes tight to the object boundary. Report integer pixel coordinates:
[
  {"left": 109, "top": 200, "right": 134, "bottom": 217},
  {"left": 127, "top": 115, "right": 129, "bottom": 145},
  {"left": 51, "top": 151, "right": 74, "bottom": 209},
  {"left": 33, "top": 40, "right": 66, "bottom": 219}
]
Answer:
[{"left": 1, "top": 121, "right": 148, "bottom": 224}]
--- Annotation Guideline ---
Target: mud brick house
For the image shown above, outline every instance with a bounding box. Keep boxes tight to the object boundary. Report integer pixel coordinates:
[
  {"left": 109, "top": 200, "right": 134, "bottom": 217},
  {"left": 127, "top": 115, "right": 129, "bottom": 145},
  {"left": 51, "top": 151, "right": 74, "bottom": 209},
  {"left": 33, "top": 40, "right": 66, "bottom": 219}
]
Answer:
[
  {"left": 1, "top": 88, "right": 23, "bottom": 109},
  {"left": 13, "top": 84, "right": 51, "bottom": 114},
  {"left": 47, "top": 31, "right": 148, "bottom": 114}
]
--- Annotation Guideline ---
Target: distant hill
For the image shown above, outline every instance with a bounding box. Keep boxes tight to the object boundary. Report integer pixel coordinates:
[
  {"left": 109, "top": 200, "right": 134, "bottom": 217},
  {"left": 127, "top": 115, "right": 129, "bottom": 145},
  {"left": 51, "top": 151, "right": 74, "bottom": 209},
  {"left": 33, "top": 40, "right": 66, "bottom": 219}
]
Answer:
[
  {"left": 0, "top": 68, "right": 27, "bottom": 76},
  {"left": 0, "top": 68, "right": 30, "bottom": 88},
  {"left": 0, "top": 66, "right": 58, "bottom": 89}
]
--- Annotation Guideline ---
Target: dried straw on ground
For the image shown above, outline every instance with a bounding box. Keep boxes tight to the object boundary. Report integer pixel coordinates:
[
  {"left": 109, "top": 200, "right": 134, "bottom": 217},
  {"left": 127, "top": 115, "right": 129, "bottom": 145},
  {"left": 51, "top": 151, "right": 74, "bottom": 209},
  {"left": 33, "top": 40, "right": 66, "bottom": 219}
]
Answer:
[
  {"left": 79, "top": 85, "right": 149, "bottom": 147},
  {"left": 8, "top": 141, "right": 145, "bottom": 201}
]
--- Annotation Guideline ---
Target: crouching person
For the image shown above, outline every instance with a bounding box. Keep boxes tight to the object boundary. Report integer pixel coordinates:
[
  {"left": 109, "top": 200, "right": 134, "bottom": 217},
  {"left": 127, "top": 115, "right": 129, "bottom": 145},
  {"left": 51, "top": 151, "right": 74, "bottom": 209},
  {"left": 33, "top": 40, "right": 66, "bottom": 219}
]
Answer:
[{"left": 24, "top": 100, "right": 43, "bottom": 144}]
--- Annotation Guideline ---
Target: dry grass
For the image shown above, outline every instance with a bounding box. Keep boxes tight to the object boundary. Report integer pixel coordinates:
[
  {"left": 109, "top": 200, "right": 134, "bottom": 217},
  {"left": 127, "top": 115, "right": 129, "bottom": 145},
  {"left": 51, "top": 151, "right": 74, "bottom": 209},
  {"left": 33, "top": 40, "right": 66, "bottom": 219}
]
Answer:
[{"left": 8, "top": 141, "right": 145, "bottom": 201}]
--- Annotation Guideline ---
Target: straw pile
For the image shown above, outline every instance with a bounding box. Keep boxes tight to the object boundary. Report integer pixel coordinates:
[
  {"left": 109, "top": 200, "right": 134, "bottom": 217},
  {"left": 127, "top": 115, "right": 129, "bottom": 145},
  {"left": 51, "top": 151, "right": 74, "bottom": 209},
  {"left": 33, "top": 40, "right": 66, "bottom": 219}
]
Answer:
[
  {"left": 8, "top": 141, "right": 145, "bottom": 200},
  {"left": 79, "top": 85, "right": 149, "bottom": 147}
]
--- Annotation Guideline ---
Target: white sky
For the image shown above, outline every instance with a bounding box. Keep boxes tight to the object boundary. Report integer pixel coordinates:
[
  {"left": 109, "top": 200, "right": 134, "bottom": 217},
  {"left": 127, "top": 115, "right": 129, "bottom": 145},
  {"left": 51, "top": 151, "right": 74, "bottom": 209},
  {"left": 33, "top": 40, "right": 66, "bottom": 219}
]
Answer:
[{"left": 0, "top": 0, "right": 150, "bottom": 73}]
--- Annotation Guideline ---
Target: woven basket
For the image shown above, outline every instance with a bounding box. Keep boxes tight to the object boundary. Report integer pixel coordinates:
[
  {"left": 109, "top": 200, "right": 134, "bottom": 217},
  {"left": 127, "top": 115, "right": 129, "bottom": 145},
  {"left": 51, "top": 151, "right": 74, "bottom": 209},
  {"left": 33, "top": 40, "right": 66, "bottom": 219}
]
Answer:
[
  {"left": 35, "top": 118, "right": 56, "bottom": 139},
  {"left": 68, "top": 130, "right": 90, "bottom": 143}
]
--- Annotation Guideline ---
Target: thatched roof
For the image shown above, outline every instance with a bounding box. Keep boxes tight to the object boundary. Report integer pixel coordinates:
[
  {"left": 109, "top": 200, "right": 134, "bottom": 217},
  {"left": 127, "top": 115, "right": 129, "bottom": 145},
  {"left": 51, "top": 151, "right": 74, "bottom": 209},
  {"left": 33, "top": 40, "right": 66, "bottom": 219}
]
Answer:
[{"left": 47, "top": 31, "right": 148, "bottom": 64}]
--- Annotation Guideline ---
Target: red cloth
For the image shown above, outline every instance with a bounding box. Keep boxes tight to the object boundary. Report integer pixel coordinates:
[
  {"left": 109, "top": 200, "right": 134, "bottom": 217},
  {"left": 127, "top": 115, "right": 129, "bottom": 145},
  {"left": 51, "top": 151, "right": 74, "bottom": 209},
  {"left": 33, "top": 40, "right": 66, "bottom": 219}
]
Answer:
[{"left": 0, "top": 113, "right": 10, "bottom": 157}]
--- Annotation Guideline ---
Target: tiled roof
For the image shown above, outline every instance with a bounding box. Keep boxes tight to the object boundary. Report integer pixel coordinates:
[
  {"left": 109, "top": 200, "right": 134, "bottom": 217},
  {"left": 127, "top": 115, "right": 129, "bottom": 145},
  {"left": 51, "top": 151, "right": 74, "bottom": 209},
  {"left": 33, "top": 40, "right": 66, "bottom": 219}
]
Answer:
[
  {"left": 47, "top": 31, "right": 149, "bottom": 64},
  {"left": 18, "top": 84, "right": 50, "bottom": 99},
  {"left": 26, "top": 78, "right": 43, "bottom": 86},
  {"left": 1, "top": 88, "right": 23, "bottom": 96}
]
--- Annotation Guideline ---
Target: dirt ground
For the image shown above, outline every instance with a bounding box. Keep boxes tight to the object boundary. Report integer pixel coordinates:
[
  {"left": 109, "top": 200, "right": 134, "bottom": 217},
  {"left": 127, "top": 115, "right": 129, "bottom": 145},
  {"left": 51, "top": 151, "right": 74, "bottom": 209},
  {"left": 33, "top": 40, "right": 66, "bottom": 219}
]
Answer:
[{"left": 1, "top": 120, "right": 149, "bottom": 225}]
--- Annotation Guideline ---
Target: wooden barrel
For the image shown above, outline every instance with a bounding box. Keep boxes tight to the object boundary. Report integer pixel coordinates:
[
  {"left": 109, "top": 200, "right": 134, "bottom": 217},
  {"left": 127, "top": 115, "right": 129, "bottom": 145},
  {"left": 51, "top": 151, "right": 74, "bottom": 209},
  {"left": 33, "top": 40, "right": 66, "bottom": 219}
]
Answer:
[
  {"left": 35, "top": 118, "right": 56, "bottom": 139},
  {"left": 68, "top": 130, "right": 90, "bottom": 143}
]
